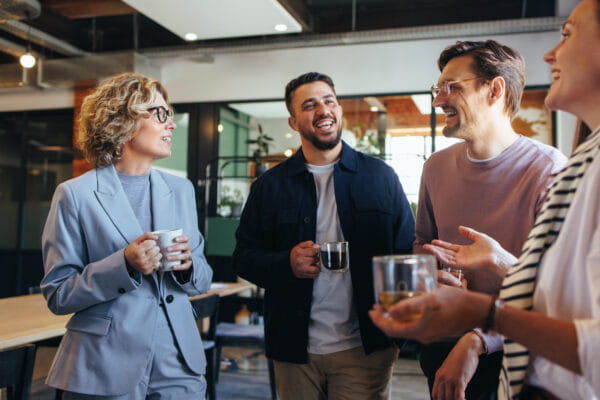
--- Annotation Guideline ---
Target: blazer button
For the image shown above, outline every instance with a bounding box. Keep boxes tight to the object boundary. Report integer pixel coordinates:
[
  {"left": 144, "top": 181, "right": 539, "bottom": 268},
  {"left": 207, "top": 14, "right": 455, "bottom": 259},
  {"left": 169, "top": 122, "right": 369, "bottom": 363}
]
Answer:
[
  {"left": 118, "top": 288, "right": 126, "bottom": 294},
  {"left": 303, "top": 217, "right": 310, "bottom": 223},
  {"left": 166, "top": 295, "right": 174, "bottom": 303}
]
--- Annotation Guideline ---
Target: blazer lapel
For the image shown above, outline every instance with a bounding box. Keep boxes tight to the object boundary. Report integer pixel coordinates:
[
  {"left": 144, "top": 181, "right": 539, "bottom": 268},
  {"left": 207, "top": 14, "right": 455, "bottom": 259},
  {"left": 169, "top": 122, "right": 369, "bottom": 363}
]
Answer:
[
  {"left": 94, "top": 165, "right": 143, "bottom": 244},
  {"left": 150, "top": 169, "right": 176, "bottom": 231}
]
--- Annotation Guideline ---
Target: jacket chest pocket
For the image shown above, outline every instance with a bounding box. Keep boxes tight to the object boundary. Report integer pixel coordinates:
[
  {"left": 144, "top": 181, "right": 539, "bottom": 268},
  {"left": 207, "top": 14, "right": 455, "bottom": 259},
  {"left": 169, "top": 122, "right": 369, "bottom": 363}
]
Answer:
[
  {"left": 350, "top": 187, "right": 394, "bottom": 246},
  {"left": 261, "top": 207, "right": 302, "bottom": 248},
  {"left": 352, "top": 193, "right": 393, "bottom": 216},
  {"left": 260, "top": 207, "right": 299, "bottom": 229}
]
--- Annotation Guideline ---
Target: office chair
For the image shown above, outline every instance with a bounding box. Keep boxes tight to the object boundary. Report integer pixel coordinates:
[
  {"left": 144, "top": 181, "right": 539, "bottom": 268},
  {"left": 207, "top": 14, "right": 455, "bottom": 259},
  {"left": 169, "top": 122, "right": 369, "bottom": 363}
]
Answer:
[
  {"left": 190, "top": 294, "right": 220, "bottom": 400},
  {"left": 215, "top": 321, "right": 277, "bottom": 400},
  {"left": 0, "top": 344, "right": 36, "bottom": 400}
]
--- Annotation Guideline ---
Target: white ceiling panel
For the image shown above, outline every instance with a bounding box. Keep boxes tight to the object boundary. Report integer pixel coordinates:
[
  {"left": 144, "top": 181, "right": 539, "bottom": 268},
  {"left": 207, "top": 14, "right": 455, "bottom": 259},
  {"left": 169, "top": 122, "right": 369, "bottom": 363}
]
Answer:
[
  {"left": 229, "top": 101, "right": 289, "bottom": 118},
  {"left": 123, "top": 0, "right": 302, "bottom": 41}
]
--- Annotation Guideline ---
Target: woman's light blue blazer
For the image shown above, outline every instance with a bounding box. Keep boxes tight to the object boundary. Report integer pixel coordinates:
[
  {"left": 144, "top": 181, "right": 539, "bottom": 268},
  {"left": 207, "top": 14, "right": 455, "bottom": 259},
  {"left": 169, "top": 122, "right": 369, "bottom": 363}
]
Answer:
[{"left": 41, "top": 164, "right": 213, "bottom": 395}]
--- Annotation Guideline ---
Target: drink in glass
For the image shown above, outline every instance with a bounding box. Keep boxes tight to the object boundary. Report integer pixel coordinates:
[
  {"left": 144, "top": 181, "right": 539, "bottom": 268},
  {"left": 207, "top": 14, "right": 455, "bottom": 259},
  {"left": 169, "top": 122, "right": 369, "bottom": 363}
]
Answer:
[
  {"left": 320, "top": 241, "right": 349, "bottom": 273},
  {"left": 373, "top": 255, "right": 437, "bottom": 321}
]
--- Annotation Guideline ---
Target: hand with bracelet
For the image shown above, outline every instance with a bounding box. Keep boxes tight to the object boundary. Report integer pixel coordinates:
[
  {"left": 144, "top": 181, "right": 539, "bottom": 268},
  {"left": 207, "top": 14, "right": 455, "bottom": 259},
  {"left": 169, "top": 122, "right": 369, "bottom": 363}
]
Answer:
[
  {"left": 369, "top": 286, "right": 580, "bottom": 375},
  {"left": 432, "top": 331, "right": 487, "bottom": 400},
  {"left": 369, "top": 285, "right": 496, "bottom": 343}
]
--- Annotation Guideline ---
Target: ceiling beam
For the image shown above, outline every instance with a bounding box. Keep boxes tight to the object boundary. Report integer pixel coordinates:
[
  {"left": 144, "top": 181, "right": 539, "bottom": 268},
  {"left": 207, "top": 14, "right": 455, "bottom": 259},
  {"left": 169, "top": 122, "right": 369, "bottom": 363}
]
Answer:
[
  {"left": 0, "top": 19, "right": 86, "bottom": 56},
  {"left": 277, "top": 0, "right": 312, "bottom": 32},
  {"left": 26, "top": 5, "right": 89, "bottom": 51},
  {"left": 141, "top": 17, "right": 562, "bottom": 58},
  {"left": 40, "top": 0, "right": 136, "bottom": 19},
  {"left": 0, "top": 37, "right": 27, "bottom": 57},
  {"left": 313, "top": 1, "right": 554, "bottom": 33}
]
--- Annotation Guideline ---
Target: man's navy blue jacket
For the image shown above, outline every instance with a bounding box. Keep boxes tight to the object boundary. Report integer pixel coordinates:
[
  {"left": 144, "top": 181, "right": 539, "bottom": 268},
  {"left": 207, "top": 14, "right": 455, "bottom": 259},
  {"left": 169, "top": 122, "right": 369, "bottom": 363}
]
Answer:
[{"left": 233, "top": 141, "right": 415, "bottom": 363}]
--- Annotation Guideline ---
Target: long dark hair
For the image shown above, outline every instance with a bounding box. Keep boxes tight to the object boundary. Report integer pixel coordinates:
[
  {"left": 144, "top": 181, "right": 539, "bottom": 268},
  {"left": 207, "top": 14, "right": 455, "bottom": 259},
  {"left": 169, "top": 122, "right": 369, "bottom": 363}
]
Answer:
[
  {"left": 571, "top": 1, "right": 599, "bottom": 152},
  {"left": 572, "top": 120, "right": 593, "bottom": 153}
]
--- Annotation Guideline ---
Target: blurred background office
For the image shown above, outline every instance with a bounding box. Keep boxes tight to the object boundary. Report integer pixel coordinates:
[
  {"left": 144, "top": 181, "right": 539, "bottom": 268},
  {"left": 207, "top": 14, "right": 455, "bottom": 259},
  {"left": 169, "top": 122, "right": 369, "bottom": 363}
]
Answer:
[{"left": 0, "top": 0, "right": 579, "bottom": 298}]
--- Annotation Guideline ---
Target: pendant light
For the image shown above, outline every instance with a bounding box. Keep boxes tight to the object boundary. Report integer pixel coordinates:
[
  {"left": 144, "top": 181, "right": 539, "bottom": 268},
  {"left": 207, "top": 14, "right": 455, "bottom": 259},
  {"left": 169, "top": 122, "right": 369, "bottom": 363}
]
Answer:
[{"left": 19, "top": 12, "right": 36, "bottom": 69}]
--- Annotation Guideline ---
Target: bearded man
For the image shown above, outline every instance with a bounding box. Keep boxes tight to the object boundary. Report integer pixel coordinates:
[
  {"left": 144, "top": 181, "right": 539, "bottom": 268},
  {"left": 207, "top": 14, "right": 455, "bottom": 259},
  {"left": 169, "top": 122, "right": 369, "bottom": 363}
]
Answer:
[{"left": 233, "top": 72, "right": 415, "bottom": 400}]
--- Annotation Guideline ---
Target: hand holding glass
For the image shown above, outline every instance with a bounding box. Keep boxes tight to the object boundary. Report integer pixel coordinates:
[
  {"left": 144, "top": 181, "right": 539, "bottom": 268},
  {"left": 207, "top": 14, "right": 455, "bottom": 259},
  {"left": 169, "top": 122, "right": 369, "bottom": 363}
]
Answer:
[
  {"left": 441, "top": 265, "right": 464, "bottom": 281},
  {"left": 373, "top": 255, "right": 437, "bottom": 321}
]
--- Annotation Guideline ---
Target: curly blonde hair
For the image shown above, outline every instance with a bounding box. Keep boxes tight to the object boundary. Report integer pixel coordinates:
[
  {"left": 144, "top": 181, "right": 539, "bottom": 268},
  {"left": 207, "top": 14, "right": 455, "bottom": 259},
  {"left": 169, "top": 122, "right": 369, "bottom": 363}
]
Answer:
[{"left": 78, "top": 72, "right": 170, "bottom": 168}]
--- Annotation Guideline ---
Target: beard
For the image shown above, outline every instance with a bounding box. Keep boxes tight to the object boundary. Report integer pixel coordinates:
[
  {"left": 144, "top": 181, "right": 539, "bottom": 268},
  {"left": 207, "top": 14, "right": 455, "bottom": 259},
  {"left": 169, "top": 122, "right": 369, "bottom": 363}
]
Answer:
[
  {"left": 442, "top": 124, "right": 459, "bottom": 138},
  {"left": 300, "top": 126, "right": 343, "bottom": 151}
]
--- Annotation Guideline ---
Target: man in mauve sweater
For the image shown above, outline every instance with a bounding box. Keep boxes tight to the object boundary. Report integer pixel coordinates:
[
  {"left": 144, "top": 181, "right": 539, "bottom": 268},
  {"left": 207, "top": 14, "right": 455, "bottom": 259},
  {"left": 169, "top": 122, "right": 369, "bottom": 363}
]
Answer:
[{"left": 414, "top": 40, "right": 567, "bottom": 400}]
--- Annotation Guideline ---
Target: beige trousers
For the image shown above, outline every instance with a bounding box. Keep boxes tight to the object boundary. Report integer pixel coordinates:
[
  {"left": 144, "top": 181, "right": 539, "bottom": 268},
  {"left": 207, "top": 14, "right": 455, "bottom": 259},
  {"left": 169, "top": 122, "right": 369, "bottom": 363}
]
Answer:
[{"left": 273, "top": 346, "right": 396, "bottom": 400}]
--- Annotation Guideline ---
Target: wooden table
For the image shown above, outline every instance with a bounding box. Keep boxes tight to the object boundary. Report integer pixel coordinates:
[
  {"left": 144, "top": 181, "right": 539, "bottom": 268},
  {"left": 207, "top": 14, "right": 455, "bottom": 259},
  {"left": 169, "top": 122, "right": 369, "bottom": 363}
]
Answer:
[
  {"left": 0, "top": 281, "right": 255, "bottom": 351},
  {"left": 191, "top": 281, "right": 255, "bottom": 300},
  {"left": 0, "top": 293, "right": 70, "bottom": 351}
]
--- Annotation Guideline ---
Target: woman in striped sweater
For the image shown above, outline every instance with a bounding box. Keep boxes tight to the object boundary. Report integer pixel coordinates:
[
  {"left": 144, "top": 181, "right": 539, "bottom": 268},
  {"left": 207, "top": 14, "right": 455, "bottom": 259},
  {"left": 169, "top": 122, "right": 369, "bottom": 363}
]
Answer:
[{"left": 370, "top": 1, "right": 600, "bottom": 399}]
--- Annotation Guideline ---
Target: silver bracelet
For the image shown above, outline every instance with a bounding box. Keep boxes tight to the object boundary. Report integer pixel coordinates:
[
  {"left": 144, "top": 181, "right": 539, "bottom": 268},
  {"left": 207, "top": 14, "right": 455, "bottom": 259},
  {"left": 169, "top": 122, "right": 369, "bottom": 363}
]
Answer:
[
  {"left": 471, "top": 328, "right": 488, "bottom": 354},
  {"left": 482, "top": 297, "right": 503, "bottom": 333}
]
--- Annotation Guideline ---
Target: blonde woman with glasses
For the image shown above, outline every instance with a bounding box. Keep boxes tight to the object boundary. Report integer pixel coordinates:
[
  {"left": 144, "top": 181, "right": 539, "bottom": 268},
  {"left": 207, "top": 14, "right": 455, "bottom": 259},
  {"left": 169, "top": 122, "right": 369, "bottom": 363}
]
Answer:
[{"left": 41, "top": 73, "right": 213, "bottom": 399}]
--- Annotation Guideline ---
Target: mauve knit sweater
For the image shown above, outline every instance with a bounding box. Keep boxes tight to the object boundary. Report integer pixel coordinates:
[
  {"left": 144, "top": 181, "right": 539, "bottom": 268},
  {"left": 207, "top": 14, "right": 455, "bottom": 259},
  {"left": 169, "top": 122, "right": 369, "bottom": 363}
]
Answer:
[{"left": 414, "top": 135, "right": 567, "bottom": 295}]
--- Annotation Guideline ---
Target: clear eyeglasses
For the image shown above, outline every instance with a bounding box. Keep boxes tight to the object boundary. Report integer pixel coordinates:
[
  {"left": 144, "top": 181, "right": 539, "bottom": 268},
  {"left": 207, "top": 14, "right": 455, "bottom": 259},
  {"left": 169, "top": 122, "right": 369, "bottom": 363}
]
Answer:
[
  {"left": 147, "top": 106, "right": 174, "bottom": 123},
  {"left": 430, "top": 77, "right": 482, "bottom": 98}
]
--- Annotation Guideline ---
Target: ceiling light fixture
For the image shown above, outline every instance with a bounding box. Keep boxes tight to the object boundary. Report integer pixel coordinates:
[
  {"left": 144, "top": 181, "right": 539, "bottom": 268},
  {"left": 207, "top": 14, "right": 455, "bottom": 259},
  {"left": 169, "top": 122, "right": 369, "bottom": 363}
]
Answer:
[
  {"left": 370, "top": 106, "right": 379, "bottom": 112},
  {"left": 20, "top": 52, "right": 36, "bottom": 68},
  {"left": 20, "top": 12, "right": 36, "bottom": 69},
  {"left": 184, "top": 32, "right": 198, "bottom": 41},
  {"left": 274, "top": 24, "right": 288, "bottom": 32},
  {"left": 284, "top": 149, "right": 293, "bottom": 157},
  {"left": 411, "top": 94, "right": 433, "bottom": 115}
]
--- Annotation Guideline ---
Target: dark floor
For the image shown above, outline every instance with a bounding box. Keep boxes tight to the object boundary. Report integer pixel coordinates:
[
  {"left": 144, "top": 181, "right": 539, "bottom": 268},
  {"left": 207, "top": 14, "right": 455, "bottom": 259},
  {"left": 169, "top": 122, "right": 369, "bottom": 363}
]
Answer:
[{"left": 24, "top": 346, "right": 429, "bottom": 400}]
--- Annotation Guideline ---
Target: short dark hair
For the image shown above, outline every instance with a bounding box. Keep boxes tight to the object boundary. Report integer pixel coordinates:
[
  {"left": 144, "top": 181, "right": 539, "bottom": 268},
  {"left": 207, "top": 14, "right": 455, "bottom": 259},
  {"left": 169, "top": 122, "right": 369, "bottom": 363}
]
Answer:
[
  {"left": 438, "top": 40, "right": 525, "bottom": 118},
  {"left": 284, "top": 72, "right": 336, "bottom": 115}
]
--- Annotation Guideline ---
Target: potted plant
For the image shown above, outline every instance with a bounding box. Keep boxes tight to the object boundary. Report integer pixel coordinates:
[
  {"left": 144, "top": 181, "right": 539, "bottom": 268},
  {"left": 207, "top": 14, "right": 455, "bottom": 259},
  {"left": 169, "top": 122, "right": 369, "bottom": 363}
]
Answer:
[
  {"left": 218, "top": 185, "right": 244, "bottom": 217},
  {"left": 355, "top": 129, "right": 382, "bottom": 156},
  {"left": 246, "top": 124, "right": 274, "bottom": 176}
]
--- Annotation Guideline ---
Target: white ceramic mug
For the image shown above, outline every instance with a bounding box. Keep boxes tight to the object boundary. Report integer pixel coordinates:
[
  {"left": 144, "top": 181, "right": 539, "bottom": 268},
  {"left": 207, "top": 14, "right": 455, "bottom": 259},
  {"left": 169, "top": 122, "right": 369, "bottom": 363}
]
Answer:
[{"left": 152, "top": 228, "right": 183, "bottom": 271}]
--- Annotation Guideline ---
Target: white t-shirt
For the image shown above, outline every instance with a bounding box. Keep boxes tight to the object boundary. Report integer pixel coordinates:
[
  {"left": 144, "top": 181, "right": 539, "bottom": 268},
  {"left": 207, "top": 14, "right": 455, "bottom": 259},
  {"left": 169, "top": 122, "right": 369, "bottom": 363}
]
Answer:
[
  {"left": 528, "top": 131, "right": 600, "bottom": 399},
  {"left": 306, "top": 162, "right": 361, "bottom": 355}
]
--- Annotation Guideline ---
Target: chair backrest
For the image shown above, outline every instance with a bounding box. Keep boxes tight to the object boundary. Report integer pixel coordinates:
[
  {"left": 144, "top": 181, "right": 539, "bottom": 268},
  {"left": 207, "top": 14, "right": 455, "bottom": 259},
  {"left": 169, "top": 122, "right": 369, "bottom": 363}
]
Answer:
[
  {"left": 27, "top": 286, "right": 41, "bottom": 295},
  {"left": 0, "top": 344, "right": 36, "bottom": 400},
  {"left": 190, "top": 294, "right": 220, "bottom": 341}
]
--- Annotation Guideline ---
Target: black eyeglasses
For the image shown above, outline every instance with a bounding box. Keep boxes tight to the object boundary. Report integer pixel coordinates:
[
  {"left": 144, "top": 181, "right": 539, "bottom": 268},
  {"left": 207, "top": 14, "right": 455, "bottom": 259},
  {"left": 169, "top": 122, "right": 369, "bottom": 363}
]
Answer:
[{"left": 147, "top": 106, "right": 174, "bottom": 123}]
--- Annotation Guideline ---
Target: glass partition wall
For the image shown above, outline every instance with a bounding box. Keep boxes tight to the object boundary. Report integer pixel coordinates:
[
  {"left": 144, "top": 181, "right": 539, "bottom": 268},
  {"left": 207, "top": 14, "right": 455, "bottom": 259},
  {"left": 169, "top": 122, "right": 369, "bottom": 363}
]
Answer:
[
  {"left": 218, "top": 88, "right": 554, "bottom": 206},
  {"left": 0, "top": 109, "right": 74, "bottom": 296},
  {"left": 220, "top": 94, "right": 458, "bottom": 206}
]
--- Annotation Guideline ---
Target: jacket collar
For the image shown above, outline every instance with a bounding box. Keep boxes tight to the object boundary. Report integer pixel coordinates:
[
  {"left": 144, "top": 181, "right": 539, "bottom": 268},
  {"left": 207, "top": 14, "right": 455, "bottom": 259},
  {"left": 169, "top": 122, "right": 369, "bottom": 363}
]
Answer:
[
  {"left": 287, "top": 140, "right": 359, "bottom": 176},
  {"left": 93, "top": 164, "right": 174, "bottom": 243}
]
